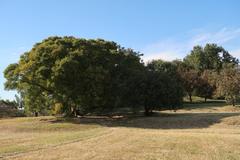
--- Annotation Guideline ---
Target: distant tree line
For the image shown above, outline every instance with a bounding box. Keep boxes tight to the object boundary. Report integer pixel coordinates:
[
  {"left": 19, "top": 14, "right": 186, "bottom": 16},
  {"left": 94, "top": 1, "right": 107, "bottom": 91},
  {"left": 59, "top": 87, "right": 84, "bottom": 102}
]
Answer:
[
  {"left": 4, "top": 37, "right": 240, "bottom": 116},
  {"left": 0, "top": 99, "right": 17, "bottom": 108},
  {"left": 182, "top": 44, "right": 239, "bottom": 105}
]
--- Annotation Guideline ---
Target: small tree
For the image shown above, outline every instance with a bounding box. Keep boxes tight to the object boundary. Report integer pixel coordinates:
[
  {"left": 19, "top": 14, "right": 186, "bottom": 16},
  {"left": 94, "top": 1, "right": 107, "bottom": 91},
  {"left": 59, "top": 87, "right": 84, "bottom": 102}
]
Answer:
[
  {"left": 143, "top": 60, "right": 184, "bottom": 116},
  {"left": 216, "top": 64, "right": 240, "bottom": 106},
  {"left": 142, "top": 70, "right": 163, "bottom": 116},
  {"left": 180, "top": 69, "right": 199, "bottom": 103},
  {"left": 196, "top": 71, "right": 215, "bottom": 102}
]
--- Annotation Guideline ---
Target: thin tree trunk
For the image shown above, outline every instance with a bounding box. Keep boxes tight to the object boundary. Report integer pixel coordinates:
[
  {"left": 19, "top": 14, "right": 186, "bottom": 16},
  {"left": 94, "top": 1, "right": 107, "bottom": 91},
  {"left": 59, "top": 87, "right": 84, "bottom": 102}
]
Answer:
[
  {"left": 144, "top": 106, "right": 151, "bottom": 116},
  {"left": 205, "top": 97, "right": 207, "bottom": 102},
  {"left": 232, "top": 99, "right": 235, "bottom": 106},
  {"left": 189, "top": 93, "right": 192, "bottom": 103},
  {"left": 71, "top": 106, "right": 77, "bottom": 117},
  {"left": 231, "top": 95, "right": 235, "bottom": 106}
]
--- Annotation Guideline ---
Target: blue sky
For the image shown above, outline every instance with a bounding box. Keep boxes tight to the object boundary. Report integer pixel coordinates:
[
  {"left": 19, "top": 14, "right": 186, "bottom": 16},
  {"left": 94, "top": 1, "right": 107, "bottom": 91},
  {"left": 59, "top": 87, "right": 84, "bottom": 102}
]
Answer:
[{"left": 1, "top": 0, "right": 240, "bottom": 100}]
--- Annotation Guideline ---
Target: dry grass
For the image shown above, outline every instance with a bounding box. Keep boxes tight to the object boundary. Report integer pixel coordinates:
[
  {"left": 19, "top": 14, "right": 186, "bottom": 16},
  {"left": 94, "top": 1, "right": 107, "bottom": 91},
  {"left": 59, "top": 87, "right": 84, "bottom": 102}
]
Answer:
[{"left": 1, "top": 103, "right": 240, "bottom": 160}]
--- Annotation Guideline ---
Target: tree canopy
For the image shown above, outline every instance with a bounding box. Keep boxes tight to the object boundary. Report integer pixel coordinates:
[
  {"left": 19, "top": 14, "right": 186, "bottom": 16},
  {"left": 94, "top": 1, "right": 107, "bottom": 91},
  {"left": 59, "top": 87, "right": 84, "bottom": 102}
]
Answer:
[
  {"left": 215, "top": 64, "right": 240, "bottom": 106},
  {"left": 184, "top": 44, "right": 238, "bottom": 72},
  {"left": 143, "top": 60, "right": 184, "bottom": 115},
  {"left": 4, "top": 37, "right": 145, "bottom": 116},
  {"left": 4, "top": 37, "right": 240, "bottom": 116}
]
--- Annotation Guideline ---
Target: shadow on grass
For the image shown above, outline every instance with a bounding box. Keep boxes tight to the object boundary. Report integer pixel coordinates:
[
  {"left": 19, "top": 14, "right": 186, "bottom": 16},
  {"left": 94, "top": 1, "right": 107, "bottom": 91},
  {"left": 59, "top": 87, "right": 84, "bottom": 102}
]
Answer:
[
  {"left": 50, "top": 111, "right": 240, "bottom": 130},
  {"left": 183, "top": 101, "right": 230, "bottom": 110}
]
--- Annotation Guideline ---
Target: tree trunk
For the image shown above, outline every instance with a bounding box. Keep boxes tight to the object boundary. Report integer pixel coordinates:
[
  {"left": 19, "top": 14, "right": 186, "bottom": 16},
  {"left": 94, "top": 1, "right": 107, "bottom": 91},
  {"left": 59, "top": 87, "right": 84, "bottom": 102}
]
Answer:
[
  {"left": 189, "top": 93, "right": 192, "bottom": 103},
  {"left": 232, "top": 99, "right": 235, "bottom": 106},
  {"left": 144, "top": 106, "right": 151, "bottom": 116},
  {"left": 205, "top": 97, "right": 207, "bottom": 102},
  {"left": 71, "top": 106, "right": 77, "bottom": 117},
  {"left": 34, "top": 112, "right": 38, "bottom": 117},
  {"left": 230, "top": 95, "right": 235, "bottom": 106}
]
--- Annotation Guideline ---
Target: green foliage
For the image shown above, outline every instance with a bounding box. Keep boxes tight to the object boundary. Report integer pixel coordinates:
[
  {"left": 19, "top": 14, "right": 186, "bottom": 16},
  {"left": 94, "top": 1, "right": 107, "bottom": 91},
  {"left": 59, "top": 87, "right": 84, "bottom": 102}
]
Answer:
[
  {"left": 215, "top": 64, "right": 240, "bottom": 106},
  {"left": 4, "top": 36, "right": 144, "bottom": 116},
  {"left": 0, "top": 99, "right": 17, "bottom": 108},
  {"left": 182, "top": 44, "right": 238, "bottom": 102},
  {"left": 195, "top": 71, "right": 215, "bottom": 102},
  {"left": 179, "top": 68, "right": 199, "bottom": 102},
  {"left": 143, "top": 60, "right": 184, "bottom": 115},
  {"left": 4, "top": 36, "right": 239, "bottom": 117},
  {"left": 184, "top": 44, "right": 238, "bottom": 72},
  {"left": 4, "top": 63, "right": 19, "bottom": 90}
]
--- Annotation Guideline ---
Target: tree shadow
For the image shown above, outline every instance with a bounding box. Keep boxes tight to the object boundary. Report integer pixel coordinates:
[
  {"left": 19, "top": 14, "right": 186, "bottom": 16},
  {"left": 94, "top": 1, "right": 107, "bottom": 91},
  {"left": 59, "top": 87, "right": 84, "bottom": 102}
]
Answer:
[
  {"left": 183, "top": 101, "right": 228, "bottom": 110},
  {"left": 50, "top": 112, "right": 240, "bottom": 130},
  {"left": 183, "top": 102, "right": 240, "bottom": 113}
]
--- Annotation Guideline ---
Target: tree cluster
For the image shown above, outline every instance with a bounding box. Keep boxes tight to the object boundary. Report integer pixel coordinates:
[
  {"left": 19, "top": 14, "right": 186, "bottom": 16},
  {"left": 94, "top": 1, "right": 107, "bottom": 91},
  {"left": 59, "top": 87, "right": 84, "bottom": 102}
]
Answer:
[
  {"left": 4, "top": 37, "right": 184, "bottom": 116},
  {"left": 4, "top": 37, "right": 240, "bottom": 117},
  {"left": 182, "top": 44, "right": 239, "bottom": 105}
]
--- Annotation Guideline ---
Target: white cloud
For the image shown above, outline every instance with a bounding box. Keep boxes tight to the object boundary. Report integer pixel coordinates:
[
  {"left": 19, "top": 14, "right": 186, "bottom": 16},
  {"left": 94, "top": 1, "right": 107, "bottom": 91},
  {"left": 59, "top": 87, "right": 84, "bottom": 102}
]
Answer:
[
  {"left": 190, "top": 28, "right": 240, "bottom": 46},
  {"left": 142, "top": 40, "right": 187, "bottom": 62},
  {"left": 143, "top": 51, "right": 181, "bottom": 63},
  {"left": 141, "top": 27, "right": 240, "bottom": 62}
]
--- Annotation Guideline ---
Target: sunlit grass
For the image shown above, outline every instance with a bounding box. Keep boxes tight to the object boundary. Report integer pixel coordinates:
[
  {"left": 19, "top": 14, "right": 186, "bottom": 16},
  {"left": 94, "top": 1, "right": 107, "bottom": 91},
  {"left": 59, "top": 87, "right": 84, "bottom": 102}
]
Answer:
[
  {"left": 1, "top": 102, "right": 240, "bottom": 160},
  {"left": 0, "top": 116, "right": 108, "bottom": 157}
]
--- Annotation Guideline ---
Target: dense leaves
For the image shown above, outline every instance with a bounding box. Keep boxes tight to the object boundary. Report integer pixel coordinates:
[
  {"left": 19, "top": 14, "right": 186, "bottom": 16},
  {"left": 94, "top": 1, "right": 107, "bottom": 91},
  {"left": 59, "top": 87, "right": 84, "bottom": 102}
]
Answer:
[
  {"left": 4, "top": 38, "right": 240, "bottom": 116},
  {"left": 143, "top": 60, "right": 184, "bottom": 115},
  {"left": 184, "top": 44, "right": 238, "bottom": 72},
  {"left": 215, "top": 64, "right": 240, "bottom": 106},
  {"left": 4, "top": 37, "right": 145, "bottom": 116},
  {"left": 196, "top": 71, "right": 215, "bottom": 102}
]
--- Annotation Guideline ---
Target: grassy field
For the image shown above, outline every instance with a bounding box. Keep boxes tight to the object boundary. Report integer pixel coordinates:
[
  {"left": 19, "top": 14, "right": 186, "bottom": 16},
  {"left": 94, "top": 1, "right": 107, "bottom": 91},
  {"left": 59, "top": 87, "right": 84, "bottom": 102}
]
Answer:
[{"left": 1, "top": 101, "right": 240, "bottom": 160}]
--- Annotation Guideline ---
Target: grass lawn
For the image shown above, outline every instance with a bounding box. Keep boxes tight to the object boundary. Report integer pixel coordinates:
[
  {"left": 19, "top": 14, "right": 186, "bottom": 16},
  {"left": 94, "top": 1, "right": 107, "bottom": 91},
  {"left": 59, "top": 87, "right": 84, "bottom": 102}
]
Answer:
[{"left": 1, "top": 102, "right": 240, "bottom": 160}]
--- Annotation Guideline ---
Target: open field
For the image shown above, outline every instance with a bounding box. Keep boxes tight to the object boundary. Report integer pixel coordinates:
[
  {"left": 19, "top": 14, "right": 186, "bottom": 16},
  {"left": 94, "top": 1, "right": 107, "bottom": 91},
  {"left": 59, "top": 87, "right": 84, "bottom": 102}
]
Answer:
[{"left": 1, "top": 102, "right": 240, "bottom": 160}]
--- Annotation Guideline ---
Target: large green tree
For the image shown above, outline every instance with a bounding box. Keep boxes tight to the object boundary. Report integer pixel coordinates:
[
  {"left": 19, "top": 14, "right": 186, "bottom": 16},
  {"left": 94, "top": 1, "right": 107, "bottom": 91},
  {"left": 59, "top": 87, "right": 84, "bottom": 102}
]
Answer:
[{"left": 4, "top": 36, "right": 144, "bottom": 116}]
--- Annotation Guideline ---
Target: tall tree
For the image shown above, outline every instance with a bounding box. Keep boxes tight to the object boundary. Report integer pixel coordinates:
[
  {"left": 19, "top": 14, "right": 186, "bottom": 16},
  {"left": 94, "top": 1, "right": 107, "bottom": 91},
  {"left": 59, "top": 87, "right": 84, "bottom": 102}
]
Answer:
[
  {"left": 184, "top": 44, "right": 238, "bottom": 72},
  {"left": 183, "top": 46, "right": 205, "bottom": 71}
]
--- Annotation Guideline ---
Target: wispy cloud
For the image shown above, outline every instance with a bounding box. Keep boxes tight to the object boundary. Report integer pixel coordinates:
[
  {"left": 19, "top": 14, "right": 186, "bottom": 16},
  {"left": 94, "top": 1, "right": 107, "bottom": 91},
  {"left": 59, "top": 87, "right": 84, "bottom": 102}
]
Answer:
[
  {"left": 141, "top": 27, "right": 240, "bottom": 62},
  {"left": 190, "top": 28, "right": 240, "bottom": 46}
]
